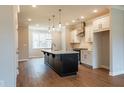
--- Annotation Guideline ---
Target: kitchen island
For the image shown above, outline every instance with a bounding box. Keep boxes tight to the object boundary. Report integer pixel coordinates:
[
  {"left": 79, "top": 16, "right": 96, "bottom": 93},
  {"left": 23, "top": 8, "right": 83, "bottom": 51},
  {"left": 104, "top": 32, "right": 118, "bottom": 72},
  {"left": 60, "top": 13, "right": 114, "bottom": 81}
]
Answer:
[{"left": 41, "top": 49, "right": 79, "bottom": 76}]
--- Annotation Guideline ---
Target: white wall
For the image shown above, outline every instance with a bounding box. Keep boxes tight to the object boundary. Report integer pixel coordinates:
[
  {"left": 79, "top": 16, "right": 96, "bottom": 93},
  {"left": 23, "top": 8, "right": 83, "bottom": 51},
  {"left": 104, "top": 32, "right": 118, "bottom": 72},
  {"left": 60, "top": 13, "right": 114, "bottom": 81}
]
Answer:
[
  {"left": 18, "top": 25, "right": 29, "bottom": 60},
  {"left": 110, "top": 8, "right": 124, "bottom": 76},
  {"left": 51, "top": 31, "right": 62, "bottom": 50},
  {"left": 0, "top": 6, "right": 17, "bottom": 87},
  {"left": 61, "top": 27, "right": 66, "bottom": 50},
  {"left": 65, "top": 26, "right": 72, "bottom": 50}
]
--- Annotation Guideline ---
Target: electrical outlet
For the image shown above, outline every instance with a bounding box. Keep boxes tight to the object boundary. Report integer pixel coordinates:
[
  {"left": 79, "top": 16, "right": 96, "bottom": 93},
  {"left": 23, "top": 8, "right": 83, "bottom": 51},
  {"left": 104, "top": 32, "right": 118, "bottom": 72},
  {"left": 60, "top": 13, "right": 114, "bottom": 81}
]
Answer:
[{"left": 0, "top": 81, "right": 5, "bottom": 87}]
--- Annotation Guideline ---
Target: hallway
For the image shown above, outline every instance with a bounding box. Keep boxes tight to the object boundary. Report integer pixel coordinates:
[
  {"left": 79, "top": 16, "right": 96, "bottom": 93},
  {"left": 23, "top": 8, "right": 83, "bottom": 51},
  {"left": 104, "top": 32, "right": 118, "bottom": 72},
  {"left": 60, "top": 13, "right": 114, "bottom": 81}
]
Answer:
[{"left": 17, "top": 58, "right": 124, "bottom": 87}]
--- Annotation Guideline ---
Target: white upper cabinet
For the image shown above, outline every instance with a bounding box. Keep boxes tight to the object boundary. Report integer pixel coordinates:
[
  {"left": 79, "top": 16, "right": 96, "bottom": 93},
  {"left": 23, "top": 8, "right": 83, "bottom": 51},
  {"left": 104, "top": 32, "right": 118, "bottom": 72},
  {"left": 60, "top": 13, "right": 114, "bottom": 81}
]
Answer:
[
  {"left": 93, "top": 14, "right": 110, "bottom": 32},
  {"left": 85, "top": 24, "right": 93, "bottom": 43},
  {"left": 101, "top": 15, "right": 110, "bottom": 30},
  {"left": 70, "top": 30, "right": 80, "bottom": 43}
]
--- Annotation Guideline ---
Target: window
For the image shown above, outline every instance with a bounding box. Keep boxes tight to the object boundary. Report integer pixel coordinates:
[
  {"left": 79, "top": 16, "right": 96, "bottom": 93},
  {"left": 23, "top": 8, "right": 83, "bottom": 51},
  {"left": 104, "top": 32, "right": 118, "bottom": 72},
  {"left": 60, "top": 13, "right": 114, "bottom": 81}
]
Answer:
[{"left": 32, "top": 30, "right": 52, "bottom": 49}]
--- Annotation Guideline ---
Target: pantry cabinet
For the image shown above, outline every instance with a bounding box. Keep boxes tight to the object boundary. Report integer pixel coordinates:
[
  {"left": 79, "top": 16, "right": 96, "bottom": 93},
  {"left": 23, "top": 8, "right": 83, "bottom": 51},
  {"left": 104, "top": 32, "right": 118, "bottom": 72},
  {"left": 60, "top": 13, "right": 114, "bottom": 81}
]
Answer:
[{"left": 93, "top": 14, "right": 110, "bottom": 32}]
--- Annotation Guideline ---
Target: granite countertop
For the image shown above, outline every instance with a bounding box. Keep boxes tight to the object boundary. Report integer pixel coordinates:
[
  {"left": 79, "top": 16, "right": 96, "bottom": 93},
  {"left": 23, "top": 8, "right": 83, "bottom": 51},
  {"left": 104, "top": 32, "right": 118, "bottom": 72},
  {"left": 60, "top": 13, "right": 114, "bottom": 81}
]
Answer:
[
  {"left": 41, "top": 49, "right": 79, "bottom": 55},
  {"left": 73, "top": 48, "right": 88, "bottom": 51},
  {"left": 73, "top": 48, "right": 93, "bottom": 52}
]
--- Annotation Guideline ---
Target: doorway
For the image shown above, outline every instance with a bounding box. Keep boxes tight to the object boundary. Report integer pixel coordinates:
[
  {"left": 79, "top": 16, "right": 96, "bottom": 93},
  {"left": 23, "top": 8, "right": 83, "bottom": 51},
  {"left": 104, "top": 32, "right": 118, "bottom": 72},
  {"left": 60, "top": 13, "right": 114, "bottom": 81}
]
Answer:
[{"left": 93, "top": 31, "right": 110, "bottom": 71}]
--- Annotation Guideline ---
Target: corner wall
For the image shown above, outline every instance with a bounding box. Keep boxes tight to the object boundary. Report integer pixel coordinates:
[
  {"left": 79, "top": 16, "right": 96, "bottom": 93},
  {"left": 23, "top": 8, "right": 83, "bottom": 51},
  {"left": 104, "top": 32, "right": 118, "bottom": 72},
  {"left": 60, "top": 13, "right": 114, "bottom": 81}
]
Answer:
[
  {"left": 110, "top": 7, "right": 124, "bottom": 76},
  {"left": 0, "top": 6, "right": 17, "bottom": 86}
]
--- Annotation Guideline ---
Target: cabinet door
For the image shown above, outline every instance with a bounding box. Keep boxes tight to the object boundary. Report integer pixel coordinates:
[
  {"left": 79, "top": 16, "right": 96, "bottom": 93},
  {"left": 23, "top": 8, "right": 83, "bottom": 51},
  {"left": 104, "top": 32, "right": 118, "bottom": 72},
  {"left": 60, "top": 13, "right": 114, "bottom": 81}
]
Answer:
[
  {"left": 85, "top": 26, "right": 90, "bottom": 42},
  {"left": 93, "top": 18, "right": 101, "bottom": 32},
  {"left": 54, "top": 55, "right": 62, "bottom": 73},
  {"left": 93, "top": 15, "right": 110, "bottom": 32},
  {"left": 86, "top": 51, "right": 92, "bottom": 66},
  {"left": 81, "top": 50, "right": 92, "bottom": 66},
  {"left": 44, "top": 53, "right": 49, "bottom": 64},
  {"left": 85, "top": 25, "right": 93, "bottom": 42},
  {"left": 81, "top": 50, "right": 88, "bottom": 64},
  {"left": 101, "top": 16, "right": 110, "bottom": 30}
]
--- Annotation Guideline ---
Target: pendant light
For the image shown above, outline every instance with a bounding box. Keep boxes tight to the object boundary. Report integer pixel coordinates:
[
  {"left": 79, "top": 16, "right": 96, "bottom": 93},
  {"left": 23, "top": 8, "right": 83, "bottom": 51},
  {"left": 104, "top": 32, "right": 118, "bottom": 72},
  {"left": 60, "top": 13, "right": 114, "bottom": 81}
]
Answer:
[
  {"left": 48, "top": 18, "right": 51, "bottom": 32},
  {"left": 52, "top": 15, "right": 55, "bottom": 31},
  {"left": 58, "top": 9, "right": 62, "bottom": 28}
]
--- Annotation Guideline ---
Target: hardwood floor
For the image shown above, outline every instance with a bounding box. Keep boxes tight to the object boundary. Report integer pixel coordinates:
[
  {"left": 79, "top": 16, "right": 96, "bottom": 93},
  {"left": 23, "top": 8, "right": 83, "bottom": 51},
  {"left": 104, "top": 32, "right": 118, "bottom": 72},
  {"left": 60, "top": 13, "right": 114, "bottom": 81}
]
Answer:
[{"left": 17, "top": 58, "right": 124, "bottom": 87}]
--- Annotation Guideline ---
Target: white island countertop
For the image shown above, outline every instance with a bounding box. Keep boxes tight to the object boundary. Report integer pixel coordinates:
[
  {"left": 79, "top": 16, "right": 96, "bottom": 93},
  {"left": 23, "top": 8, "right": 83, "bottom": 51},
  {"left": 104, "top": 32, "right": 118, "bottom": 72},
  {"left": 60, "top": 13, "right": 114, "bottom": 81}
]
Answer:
[{"left": 41, "top": 49, "right": 79, "bottom": 55}]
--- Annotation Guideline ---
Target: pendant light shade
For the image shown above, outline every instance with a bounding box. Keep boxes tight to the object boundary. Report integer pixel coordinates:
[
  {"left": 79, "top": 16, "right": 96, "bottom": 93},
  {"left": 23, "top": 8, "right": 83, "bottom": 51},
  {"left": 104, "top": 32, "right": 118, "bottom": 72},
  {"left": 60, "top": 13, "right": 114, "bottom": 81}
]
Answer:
[
  {"left": 58, "top": 9, "right": 62, "bottom": 28},
  {"left": 52, "top": 15, "right": 55, "bottom": 31},
  {"left": 59, "top": 23, "right": 62, "bottom": 28},
  {"left": 48, "top": 18, "right": 51, "bottom": 32},
  {"left": 48, "top": 9, "right": 63, "bottom": 32}
]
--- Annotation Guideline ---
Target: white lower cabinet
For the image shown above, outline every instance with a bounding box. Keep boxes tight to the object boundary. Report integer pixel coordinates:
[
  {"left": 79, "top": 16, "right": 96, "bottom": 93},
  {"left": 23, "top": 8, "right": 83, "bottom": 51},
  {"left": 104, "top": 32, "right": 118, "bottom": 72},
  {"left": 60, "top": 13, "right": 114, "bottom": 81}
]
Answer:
[{"left": 81, "top": 50, "right": 92, "bottom": 66}]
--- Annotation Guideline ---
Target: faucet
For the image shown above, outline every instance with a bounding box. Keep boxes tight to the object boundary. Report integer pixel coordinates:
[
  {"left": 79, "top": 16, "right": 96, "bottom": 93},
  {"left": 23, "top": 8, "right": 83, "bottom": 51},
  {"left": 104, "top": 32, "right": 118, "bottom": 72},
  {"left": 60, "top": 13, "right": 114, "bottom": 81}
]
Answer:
[{"left": 51, "top": 42, "right": 56, "bottom": 50}]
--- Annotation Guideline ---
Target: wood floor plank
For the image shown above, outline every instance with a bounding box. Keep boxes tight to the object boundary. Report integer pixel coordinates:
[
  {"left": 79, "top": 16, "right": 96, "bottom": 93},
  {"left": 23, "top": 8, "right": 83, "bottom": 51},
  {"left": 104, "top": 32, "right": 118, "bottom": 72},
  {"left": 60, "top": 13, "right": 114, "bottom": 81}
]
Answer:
[{"left": 16, "top": 58, "right": 124, "bottom": 87}]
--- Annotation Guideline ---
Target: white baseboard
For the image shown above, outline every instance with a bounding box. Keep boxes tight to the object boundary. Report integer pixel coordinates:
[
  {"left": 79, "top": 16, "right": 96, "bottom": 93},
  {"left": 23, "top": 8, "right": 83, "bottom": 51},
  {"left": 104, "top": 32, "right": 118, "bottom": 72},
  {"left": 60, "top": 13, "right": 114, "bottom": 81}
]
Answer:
[
  {"left": 18, "top": 59, "right": 29, "bottom": 62},
  {"left": 109, "top": 71, "right": 124, "bottom": 76},
  {"left": 29, "top": 56, "right": 43, "bottom": 59},
  {"left": 100, "top": 65, "right": 109, "bottom": 70},
  {"left": 92, "top": 65, "right": 109, "bottom": 70}
]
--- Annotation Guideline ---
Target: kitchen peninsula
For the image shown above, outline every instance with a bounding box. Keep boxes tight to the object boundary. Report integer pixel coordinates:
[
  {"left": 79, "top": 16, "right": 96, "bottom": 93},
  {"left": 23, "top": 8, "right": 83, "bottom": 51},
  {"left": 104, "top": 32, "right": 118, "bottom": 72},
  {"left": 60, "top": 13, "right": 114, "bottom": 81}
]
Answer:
[{"left": 41, "top": 49, "right": 79, "bottom": 76}]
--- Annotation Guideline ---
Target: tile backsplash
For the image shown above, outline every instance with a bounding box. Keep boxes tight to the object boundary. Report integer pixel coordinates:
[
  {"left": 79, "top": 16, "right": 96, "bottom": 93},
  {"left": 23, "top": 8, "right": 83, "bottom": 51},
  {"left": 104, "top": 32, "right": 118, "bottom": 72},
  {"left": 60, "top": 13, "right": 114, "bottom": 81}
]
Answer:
[{"left": 72, "top": 36, "right": 93, "bottom": 51}]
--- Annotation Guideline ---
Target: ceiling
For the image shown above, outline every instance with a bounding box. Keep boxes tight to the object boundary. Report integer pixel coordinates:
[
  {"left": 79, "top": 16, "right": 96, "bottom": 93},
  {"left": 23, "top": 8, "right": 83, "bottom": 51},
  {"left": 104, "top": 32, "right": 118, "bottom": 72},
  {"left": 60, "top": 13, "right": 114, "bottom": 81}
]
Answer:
[{"left": 18, "top": 5, "right": 110, "bottom": 29}]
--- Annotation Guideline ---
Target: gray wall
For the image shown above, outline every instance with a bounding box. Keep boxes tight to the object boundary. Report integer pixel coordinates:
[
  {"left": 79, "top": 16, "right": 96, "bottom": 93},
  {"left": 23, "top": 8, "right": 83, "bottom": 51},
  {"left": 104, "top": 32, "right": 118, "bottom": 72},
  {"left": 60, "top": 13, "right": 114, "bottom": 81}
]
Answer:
[
  {"left": 101, "top": 31, "right": 110, "bottom": 69},
  {"left": 110, "top": 7, "right": 124, "bottom": 75},
  {"left": 92, "top": 30, "right": 110, "bottom": 70},
  {"left": 0, "top": 6, "right": 17, "bottom": 86}
]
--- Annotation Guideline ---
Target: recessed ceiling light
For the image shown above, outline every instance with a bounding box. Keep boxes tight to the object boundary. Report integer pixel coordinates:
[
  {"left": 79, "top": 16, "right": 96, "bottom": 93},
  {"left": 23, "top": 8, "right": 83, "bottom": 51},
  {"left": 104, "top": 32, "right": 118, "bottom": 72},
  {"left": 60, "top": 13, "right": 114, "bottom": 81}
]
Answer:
[
  {"left": 28, "top": 18, "right": 32, "bottom": 22},
  {"left": 32, "top": 5, "right": 36, "bottom": 8},
  {"left": 93, "top": 9, "right": 98, "bottom": 13},
  {"left": 81, "top": 16, "right": 84, "bottom": 19},
  {"left": 72, "top": 20, "right": 75, "bottom": 23}
]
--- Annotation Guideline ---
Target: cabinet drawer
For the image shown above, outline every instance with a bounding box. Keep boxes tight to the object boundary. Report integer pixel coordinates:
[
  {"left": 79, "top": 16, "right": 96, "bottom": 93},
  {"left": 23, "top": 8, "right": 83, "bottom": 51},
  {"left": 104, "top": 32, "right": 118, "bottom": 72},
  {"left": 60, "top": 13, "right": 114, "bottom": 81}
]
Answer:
[{"left": 81, "top": 50, "right": 92, "bottom": 66}]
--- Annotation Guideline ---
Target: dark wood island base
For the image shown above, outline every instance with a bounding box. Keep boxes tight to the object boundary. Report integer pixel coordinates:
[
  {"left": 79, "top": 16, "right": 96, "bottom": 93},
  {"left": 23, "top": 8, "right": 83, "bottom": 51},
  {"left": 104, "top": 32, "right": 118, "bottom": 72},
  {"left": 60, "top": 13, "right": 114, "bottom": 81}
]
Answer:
[{"left": 41, "top": 50, "right": 79, "bottom": 77}]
